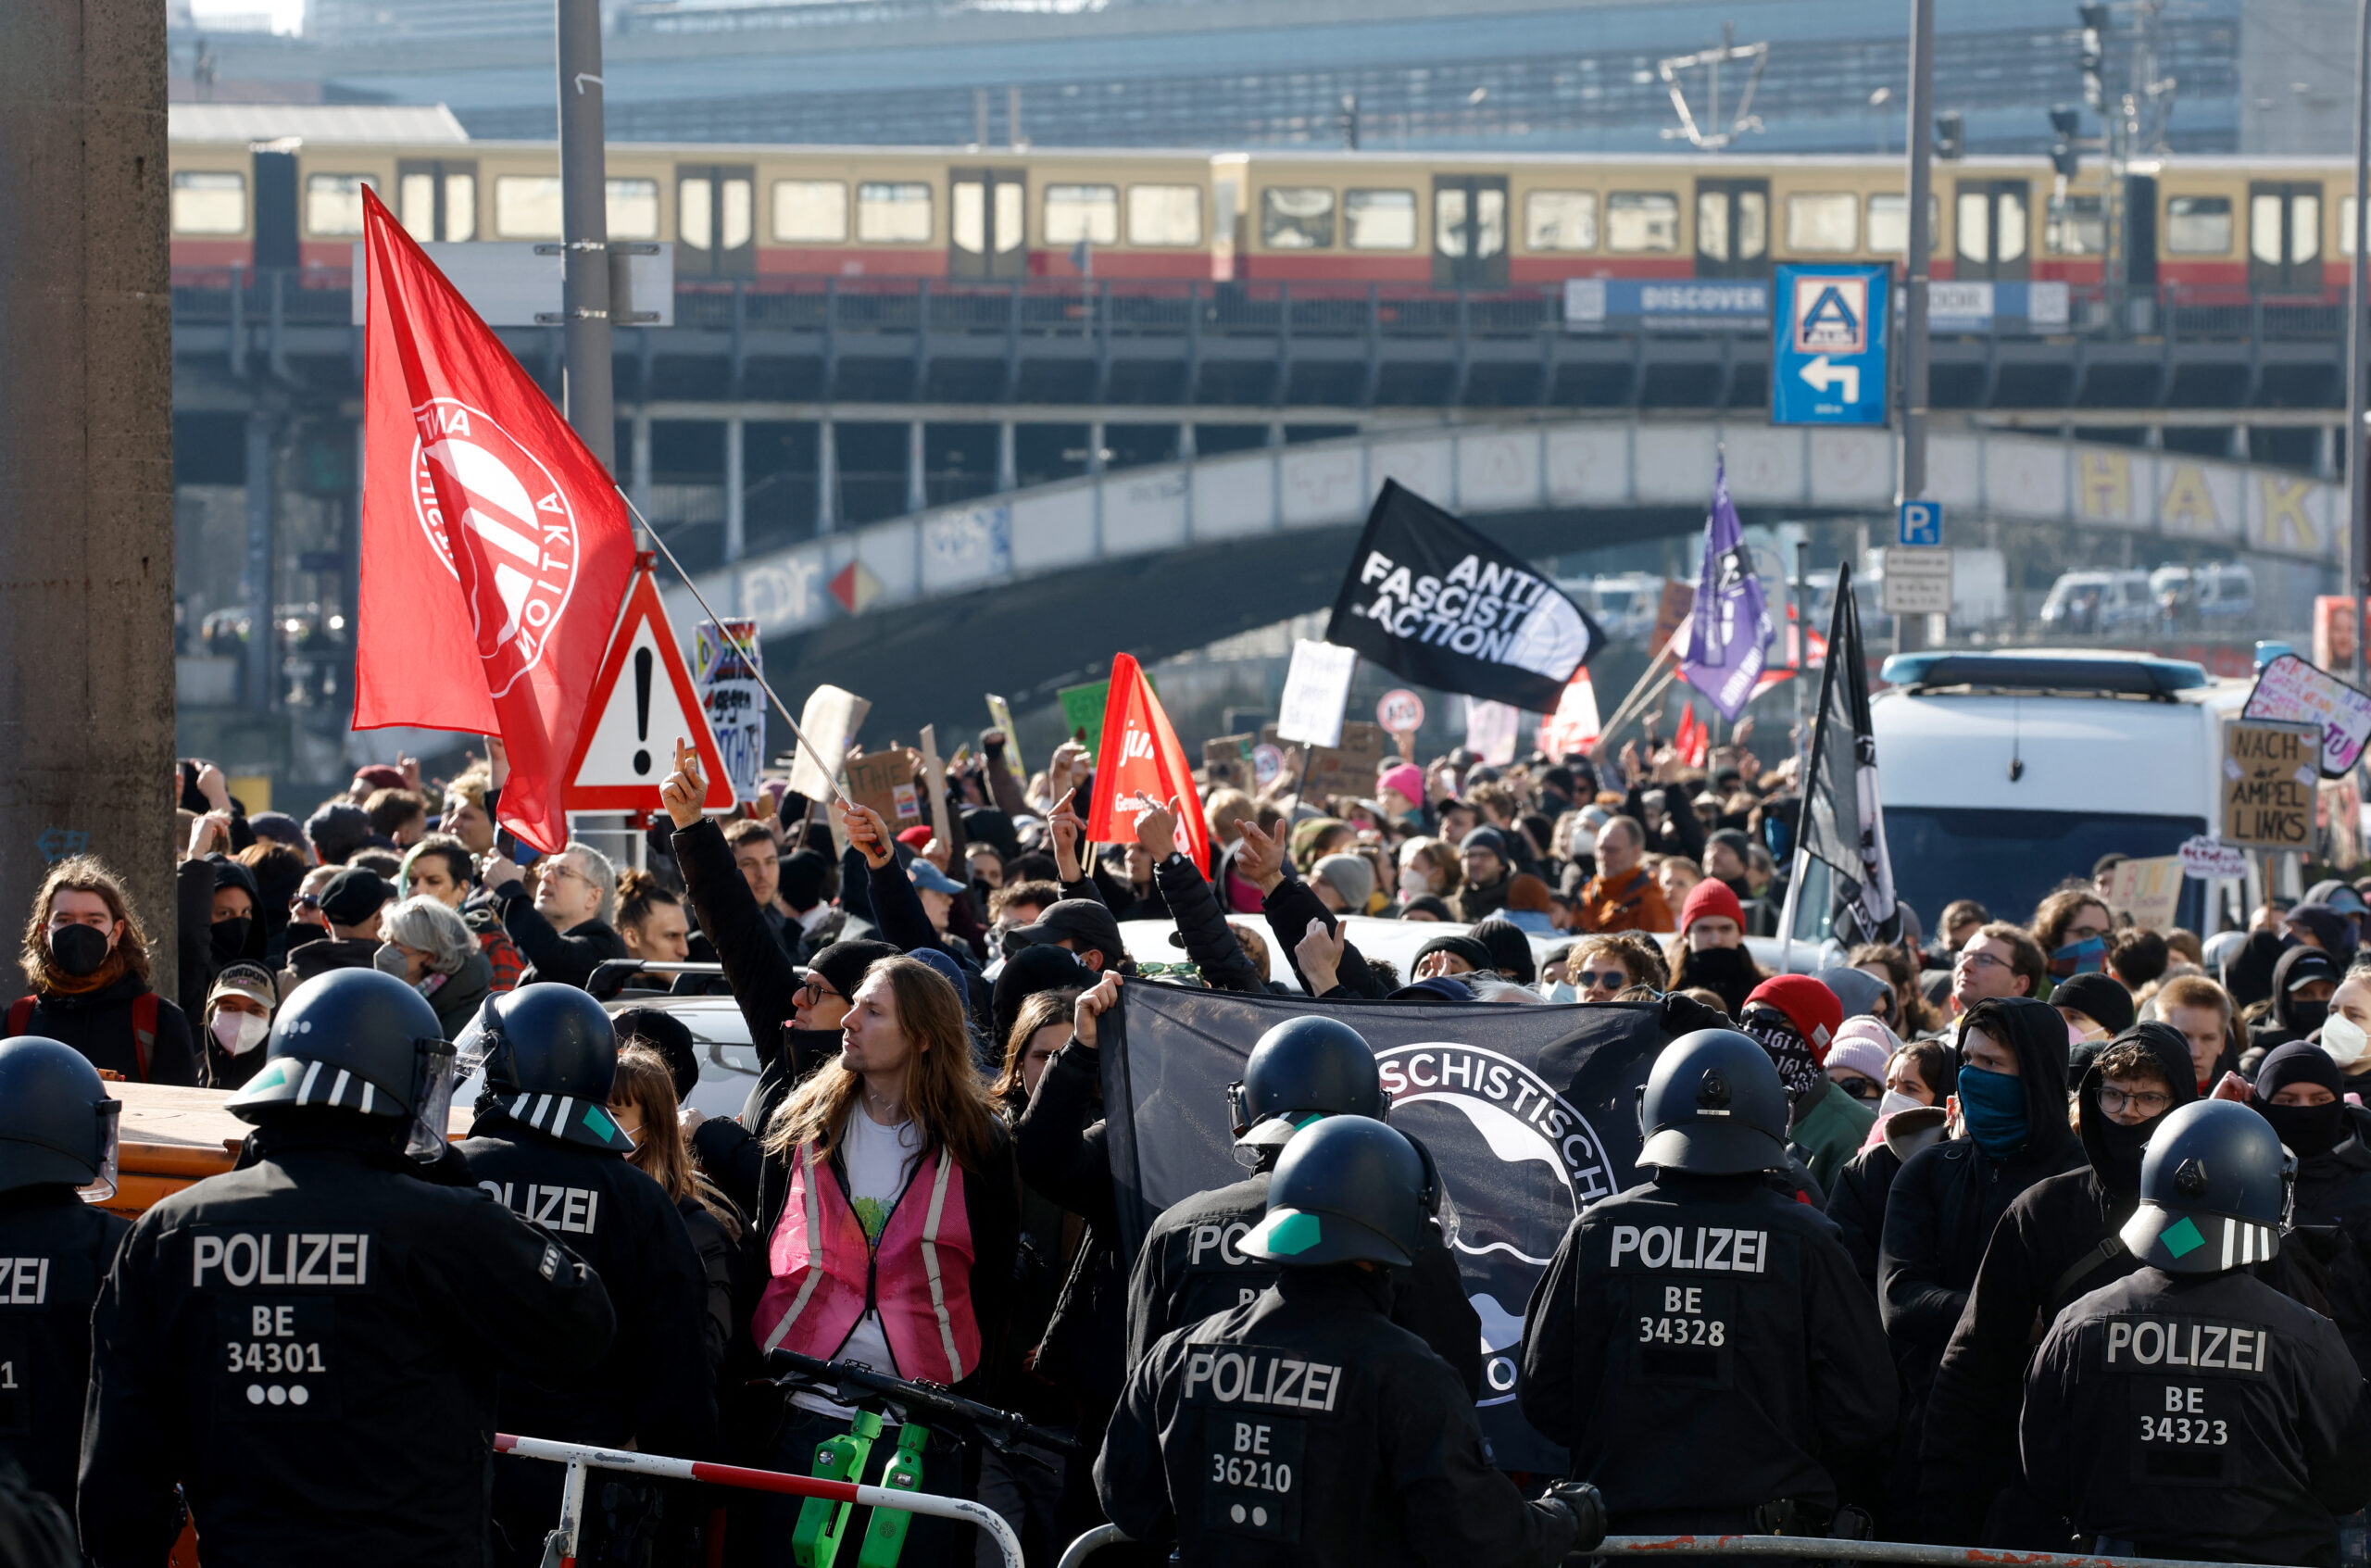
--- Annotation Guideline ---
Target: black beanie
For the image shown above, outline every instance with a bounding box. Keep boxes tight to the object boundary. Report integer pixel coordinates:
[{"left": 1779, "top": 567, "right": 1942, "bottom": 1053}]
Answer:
[
  {"left": 993, "top": 944, "right": 1095, "bottom": 1051},
  {"left": 1413, "top": 933, "right": 1497, "bottom": 976},
  {"left": 1468, "top": 918, "right": 1537, "bottom": 985},
  {"left": 779, "top": 849, "right": 832, "bottom": 912},
  {"left": 2051, "top": 972, "right": 2136, "bottom": 1037},
  {"left": 612, "top": 1007, "right": 699, "bottom": 1103},
  {"left": 806, "top": 939, "right": 900, "bottom": 1005}
]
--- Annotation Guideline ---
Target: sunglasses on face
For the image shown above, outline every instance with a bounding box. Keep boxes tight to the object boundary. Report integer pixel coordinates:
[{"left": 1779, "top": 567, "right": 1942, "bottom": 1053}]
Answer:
[{"left": 1575, "top": 970, "right": 1629, "bottom": 990}]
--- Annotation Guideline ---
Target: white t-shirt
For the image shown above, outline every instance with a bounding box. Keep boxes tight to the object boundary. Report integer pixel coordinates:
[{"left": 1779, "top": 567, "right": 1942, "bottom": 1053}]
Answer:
[{"left": 792, "top": 1106, "right": 922, "bottom": 1415}]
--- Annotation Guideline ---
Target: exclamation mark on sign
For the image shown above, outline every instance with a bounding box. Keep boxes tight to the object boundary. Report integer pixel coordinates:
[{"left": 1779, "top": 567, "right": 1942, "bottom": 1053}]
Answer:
[{"left": 632, "top": 646, "right": 654, "bottom": 776}]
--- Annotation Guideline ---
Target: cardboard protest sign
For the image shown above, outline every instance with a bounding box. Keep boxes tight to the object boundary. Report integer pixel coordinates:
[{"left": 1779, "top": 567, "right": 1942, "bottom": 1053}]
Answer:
[
  {"left": 785, "top": 684, "right": 870, "bottom": 805},
  {"left": 1259, "top": 721, "right": 1388, "bottom": 803},
  {"left": 846, "top": 749, "right": 922, "bottom": 827},
  {"left": 2242, "top": 653, "right": 2371, "bottom": 777},
  {"left": 2221, "top": 720, "right": 2318, "bottom": 849},
  {"left": 1202, "top": 734, "right": 1255, "bottom": 793},
  {"left": 1059, "top": 680, "right": 1111, "bottom": 752},
  {"left": 2102, "top": 855, "right": 2183, "bottom": 932}
]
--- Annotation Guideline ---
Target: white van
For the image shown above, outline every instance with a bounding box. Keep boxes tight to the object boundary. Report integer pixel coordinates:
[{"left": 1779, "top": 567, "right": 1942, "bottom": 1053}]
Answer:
[
  {"left": 2038, "top": 570, "right": 2156, "bottom": 634},
  {"left": 1784, "top": 650, "right": 2255, "bottom": 955}
]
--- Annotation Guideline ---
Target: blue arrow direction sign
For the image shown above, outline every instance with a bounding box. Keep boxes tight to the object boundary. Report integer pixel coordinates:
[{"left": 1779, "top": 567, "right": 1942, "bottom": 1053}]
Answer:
[{"left": 1772, "top": 263, "right": 1889, "bottom": 427}]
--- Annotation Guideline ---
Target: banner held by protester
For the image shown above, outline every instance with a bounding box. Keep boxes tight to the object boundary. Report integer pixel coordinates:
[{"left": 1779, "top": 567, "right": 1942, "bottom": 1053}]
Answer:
[
  {"left": 1327, "top": 481, "right": 1603, "bottom": 711},
  {"left": 1101, "top": 983, "right": 1665, "bottom": 1474},
  {"left": 1678, "top": 461, "right": 1774, "bottom": 723}
]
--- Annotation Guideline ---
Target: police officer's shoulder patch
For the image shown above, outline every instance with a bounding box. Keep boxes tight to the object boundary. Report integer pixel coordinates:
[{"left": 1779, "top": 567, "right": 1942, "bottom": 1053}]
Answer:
[{"left": 538, "top": 1244, "right": 562, "bottom": 1282}]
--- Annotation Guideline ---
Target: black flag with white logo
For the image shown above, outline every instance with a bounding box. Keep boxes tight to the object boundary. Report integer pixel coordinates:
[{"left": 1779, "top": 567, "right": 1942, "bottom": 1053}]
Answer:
[
  {"left": 1324, "top": 482, "right": 1604, "bottom": 710},
  {"left": 1101, "top": 983, "right": 1664, "bottom": 1474},
  {"left": 1790, "top": 559, "right": 1901, "bottom": 946}
]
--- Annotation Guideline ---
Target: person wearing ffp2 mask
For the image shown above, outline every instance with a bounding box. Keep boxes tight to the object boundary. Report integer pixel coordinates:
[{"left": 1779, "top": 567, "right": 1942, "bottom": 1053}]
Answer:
[{"left": 200, "top": 964, "right": 277, "bottom": 1091}]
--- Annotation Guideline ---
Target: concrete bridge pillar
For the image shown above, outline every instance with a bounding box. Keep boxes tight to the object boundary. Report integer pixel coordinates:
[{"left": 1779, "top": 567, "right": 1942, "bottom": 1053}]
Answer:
[{"left": 723, "top": 415, "right": 746, "bottom": 563}]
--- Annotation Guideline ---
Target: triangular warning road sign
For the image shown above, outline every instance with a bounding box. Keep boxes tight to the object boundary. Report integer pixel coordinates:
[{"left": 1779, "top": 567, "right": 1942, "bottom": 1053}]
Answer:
[{"left": 563, "top": 559, "right": 734, "bottom": 814}]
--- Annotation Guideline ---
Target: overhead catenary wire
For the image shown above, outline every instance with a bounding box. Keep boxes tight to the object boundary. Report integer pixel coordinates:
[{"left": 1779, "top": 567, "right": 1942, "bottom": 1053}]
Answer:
[{"left": 619, "top": 486, "right": 854, "bottom": 809}]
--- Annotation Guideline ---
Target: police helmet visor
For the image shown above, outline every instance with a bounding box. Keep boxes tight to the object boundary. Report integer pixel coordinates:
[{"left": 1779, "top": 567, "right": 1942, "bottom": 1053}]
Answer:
[
  {"left": 406, "top": 1038, "right": 459, "bottom": 1163},
  {"left": 1239, "top": 1201, "right": 1417, "bottom": 1269},
  {"left": 81, "top": 1099, "right": 121, "bottom": 1205}
]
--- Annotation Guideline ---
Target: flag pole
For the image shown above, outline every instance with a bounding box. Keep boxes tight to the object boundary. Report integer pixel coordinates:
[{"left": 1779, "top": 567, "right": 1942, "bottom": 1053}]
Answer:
[{"left": 620, "top": 487, "right": 854, "bottom": 809}]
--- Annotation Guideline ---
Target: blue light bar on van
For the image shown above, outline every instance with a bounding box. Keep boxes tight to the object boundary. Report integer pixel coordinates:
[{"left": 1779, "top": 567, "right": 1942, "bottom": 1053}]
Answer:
[{"left": 1879, "top": 651, "right": 2211, "bottom": 696}]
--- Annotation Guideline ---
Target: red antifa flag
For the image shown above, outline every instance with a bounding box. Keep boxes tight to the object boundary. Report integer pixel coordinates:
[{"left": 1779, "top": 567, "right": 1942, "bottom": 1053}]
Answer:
[
  {"left": 1085, "top": 653, "right": 1210, "bottom": 872},
  {"left": 1674, "top": 700, "right": 1709, "bottom": 768},
  {"left": 354, "top": 185, "right": 634, "bottom": 853}
]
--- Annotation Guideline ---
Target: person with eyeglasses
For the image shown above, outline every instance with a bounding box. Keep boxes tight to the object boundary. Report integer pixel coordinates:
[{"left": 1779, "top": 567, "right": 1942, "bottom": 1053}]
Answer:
[
  {"left": 1950, "top": 922, "right": 2046, "bottom": 1016},
  {"left": 1914, "top": 1022, "right": 2199, "bottom": 1547},
  {"left": 477, "top": 839, "right": 628, "bottom": 991},
  {"left": 1560, "top": 933, "right": 1669, "bottom": 1002}
]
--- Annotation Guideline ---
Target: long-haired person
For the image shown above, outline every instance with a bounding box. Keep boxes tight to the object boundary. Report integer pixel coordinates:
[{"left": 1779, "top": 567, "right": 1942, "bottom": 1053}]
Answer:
[
  {"left": 748, "top": 955, "right": 1019, "bottom": 1566},
  {"left": 609, "top": 1044, "right": 747, "bottom": 1385},
  {"left": 6, "top": 858, "right": 199, "bottom": 1083}
]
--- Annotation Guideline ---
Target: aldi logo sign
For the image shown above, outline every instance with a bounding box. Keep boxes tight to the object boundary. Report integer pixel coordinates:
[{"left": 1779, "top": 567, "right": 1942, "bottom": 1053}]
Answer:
[{"left": 1791, "top": 273, "right": 1869, "bottom": 355}]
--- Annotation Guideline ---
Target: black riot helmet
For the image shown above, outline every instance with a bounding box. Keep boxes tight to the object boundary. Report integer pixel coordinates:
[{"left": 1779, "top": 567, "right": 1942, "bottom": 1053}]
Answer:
[
  {"left": 2121, "top": 1098, "right": 2293, "bottom": 1274},
  {"left": 0, "top": 1037, "right": 122, "bottom": 1202},
  {"left": 1241, "top": 1115, "right": 1433, "bottom": 1269},
  {"left": 1225, "top": 1015, "right": 1386, "bottom": 1159},
  {"left": 1637, "top": 1028, "right": 1791, "bottom": 1175},
  {"left": 225, "top": 967, "right": 457, "bottom": 1161},
  {"left": 456, "top": 983, "right": 634, "bottom": 1153}
]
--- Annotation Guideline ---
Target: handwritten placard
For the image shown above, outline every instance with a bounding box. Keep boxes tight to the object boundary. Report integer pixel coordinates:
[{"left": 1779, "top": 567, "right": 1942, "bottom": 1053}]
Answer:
[
  {"left": 2102, "top": 855, "right": 2182, "bottom": 932},
  {"left": 2177, "top": 834, "right": 2250, "bottom": 880},
  {"left": 2243, "top": 654, "right": 2371, "bottom": 777},
  {"left": 2221, "top": 720, "right": 2319, "bottom": 849}
]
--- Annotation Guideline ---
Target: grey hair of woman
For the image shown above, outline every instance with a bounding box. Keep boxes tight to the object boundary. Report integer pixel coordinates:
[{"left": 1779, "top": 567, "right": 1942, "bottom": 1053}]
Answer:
[
  {"left": 380, "top": 895, "right": 477, "bottom": 976},
  {"left": 1466, "top": 975, "right": 1547, "bottom": 1005},
  {"left": 560, "top": 840, "right": 619, "bottom": 924}
]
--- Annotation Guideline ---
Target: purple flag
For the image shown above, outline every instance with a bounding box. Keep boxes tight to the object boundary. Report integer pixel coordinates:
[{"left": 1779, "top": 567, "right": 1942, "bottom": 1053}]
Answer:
[{"left": 1679, "top": 461, "right": 1773, "bottom": 721}]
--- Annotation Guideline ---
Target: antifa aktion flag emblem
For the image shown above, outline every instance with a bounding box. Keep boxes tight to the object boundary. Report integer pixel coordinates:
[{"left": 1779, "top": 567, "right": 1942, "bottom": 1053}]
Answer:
[
  {"left": 1100, "top": 983, "right": 1665, "bottom": 1474},
  {"left": 1325, "top": 482, "right": 1602, "bottom": 711},
  {"left": 1789, "top": 559, "right": 1900, "bottom": 945},
  {"left": 353, "top": 185, "right": 635, "bottom": 853}
]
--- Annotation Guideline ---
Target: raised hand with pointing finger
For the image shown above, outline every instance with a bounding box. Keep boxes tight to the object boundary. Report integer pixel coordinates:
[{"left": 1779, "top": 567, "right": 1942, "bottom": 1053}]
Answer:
[{"left": 659, "top": 737, "right": 708, "bottom": 831}]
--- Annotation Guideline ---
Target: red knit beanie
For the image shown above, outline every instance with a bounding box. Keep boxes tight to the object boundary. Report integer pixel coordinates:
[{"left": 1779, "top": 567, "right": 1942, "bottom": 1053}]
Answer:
[
  {"left": 1678, "top": 877, "right": 1746, "bottom": 935},
  {"left": 1744, "top": 974, "right": 1845, "bottom": 1064}
]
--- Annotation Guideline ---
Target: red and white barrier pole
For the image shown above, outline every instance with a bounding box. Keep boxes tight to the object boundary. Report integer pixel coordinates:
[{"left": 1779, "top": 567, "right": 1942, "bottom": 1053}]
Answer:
[{"left": 495, "top": 1432, "right": 1025, "bottom": 1568}]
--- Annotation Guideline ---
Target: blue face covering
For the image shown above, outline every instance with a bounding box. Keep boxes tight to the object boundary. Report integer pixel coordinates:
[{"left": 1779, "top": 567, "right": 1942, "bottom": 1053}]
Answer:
[
  {"left": 1956, "top": 1063, "right": 2028, "bottom": 1156},
  {"left": 2050, "top": 934, "right": 2107, "bottom": 979}
]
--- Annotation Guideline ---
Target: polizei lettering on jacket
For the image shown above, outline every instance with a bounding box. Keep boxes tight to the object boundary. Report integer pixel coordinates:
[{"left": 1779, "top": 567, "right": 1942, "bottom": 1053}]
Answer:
[
  {"left": 479, "top": 1181, "right": 601, "bottom": 1235},
  {"left": 1607, "top": 1223, "right": 1768, "bottom": 1274},
  {"left": 1182, "top": 1348, "right": 1345, "bottom": 1412},
  {"left": 2102, "top": 1317, "right": 2271, "bottom": 1374},
  {"left": 191, "top": 1232, "right": 371, "bottom": 1288}
]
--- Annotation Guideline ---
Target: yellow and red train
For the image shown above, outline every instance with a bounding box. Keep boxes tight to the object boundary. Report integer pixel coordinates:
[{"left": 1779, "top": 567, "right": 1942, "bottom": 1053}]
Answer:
[{"left": 165, "top": 126, "right": 2352, "bottom": 298}]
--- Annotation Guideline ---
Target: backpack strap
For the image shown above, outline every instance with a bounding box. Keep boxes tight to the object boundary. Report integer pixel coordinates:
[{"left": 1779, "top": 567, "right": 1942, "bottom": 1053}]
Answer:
[
  {"left": 131, "top": 990, "right": 157, "bottom": 1083},
  {"left": 2051, "top": 1234, "right": 2126, "bottom": 1305},
  {"left": 4, "top": 996, "right": 32, "bottom": 1038}
]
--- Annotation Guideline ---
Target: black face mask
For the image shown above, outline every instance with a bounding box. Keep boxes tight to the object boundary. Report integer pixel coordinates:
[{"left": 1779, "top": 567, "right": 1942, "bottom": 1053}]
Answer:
[
  {"left": 1687, "top": 945, "right": 1760, "bottom": 1010},
  {"left": 284, "top": 923, "right": 328, "bottom": 953},
  {"left": 210, "top": 916, "right": 253, "bottom": 964},
  {"left": 2259, "top": 1098, "right": 2349, "bottom": 1159},
  {"left": 48, "top": 922, "right": 110, "bottom": 978},
  {"left": 2289, "top": 998, "right": 2332, "bottom": 1036},
  {"left": 2092, "top": 1110, "right": 2164, "bottom": 1195}
]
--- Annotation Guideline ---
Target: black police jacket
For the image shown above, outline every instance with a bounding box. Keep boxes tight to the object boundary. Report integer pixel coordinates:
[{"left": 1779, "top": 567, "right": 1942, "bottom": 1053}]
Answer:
[
  {"left": 1518, "top": 1170, "right": 1898, "bottom": 1524},
  {"left": 458, "top": 1105, "right": 718, "bottom": 1459},
  {"left": 1097, "top": 1265, "right": 1576, "bottom": 1568},
  {"left": 2022, "top": 1265, "right": 2371, "bottom": 1567},
  {"left": 0, "top": 1187, "right": 128, "bottom": 1510},
  {"left": 1124, "top": 1163, "right": 1483, "bottom": 1399},
  {"left": 78, "top": 1120, "right": 616, "bottom": 1568}
]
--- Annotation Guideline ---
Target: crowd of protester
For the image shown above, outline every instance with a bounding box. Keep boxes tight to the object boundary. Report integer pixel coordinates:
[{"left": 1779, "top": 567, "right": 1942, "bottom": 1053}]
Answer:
[{"left": 17, "top": 716, "right": 2371, "bottom": 1566}]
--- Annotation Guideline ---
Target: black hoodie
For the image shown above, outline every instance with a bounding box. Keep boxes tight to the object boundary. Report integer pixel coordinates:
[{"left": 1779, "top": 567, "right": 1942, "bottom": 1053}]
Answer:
[
  {"left": 2251, "top": 944, "right": 2344, "bottom": 1058},
  {"left": 1914, "top": 1022, "right": 2198, "bottom": 1546}
]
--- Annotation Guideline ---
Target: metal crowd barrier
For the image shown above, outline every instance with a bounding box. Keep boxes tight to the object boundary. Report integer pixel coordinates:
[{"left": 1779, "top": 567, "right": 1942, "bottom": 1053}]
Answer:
[
  {"left": 1054, "top": 1524, "right": 2314, "bottom": 1568},
  {"left": 493, "top": 1432, "right": 1025, "bottom": 1568}
]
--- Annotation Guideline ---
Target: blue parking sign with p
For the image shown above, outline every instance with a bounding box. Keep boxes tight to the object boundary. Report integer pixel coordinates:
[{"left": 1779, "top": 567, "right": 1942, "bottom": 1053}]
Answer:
[
  {"left": 1772, "top": 263, "right": 1889, "bottom": 427},
  {"left": 1898, "top": 499, "right": 1942, "bottom": 546}
]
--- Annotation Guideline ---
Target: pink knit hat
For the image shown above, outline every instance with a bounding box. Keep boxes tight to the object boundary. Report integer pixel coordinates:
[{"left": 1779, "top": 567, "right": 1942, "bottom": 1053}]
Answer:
[{"left": 1378, "top": 763, "right": 1424, "bottom": 807}]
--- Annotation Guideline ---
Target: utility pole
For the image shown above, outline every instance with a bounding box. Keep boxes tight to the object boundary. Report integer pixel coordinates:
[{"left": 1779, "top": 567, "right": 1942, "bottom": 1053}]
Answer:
[
  {"left": 2352, "top": 0, "right": 2370, "bottom": 684},
  {"left": 556, "top": 0, "right": 616, "bottom": 477},
  {"left": 1898, "top": 0, "right": 1936, "bottom": 654}
]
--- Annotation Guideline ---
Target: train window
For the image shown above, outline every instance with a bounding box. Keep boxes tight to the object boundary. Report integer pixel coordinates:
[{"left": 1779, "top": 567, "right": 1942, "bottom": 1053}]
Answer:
[
  {"left": 2250, "top": 191, "right": 2319, "bottom": 264},
  {"left": 857, "top": 182, "right": 933, "bottom": 244},
  {"left": 1126, "top": 184, "right": 1203, "bottom": 246},
  {"left": 171, "top": 169, "right": 245, "bottom": 235},
  {"left": 1432, "top": 184, "right": 1503, "bottom": 259},
  {"left": 608, "top": 178, "right": 660, "bottom": 241},
  {"left": 1606, "top": 192, "right": 1678, "bottom": 253},
  {"left": 304, "top": 173, "right": 373, "bottom": 237},
  {"left": 2045, "top": 194, "right": 2104, "bottom": 256},
  {"left": 1347, "top": 188, "right": 1417, "bottom": 250},
  {"left": 1524, "top": 191, "right": 1597, "bottom": 251},
  {"left": 2165, "top": 194, "right": 2232, "bottom": 255},
  {"left": 2347, "top": 196, "right": 2359, "bottom": 256},
  {"left": 1261, "top": 187, "right": 1336, "bottom": 249},
  {"left": 773, "top": 181, "right": 848, "bottom": 243},
  {"left": 1046, "top": 184, "right": 1120, "bottom": 246},
  {"left": 1784, "top": 193, "right": 1857, "bottom": 253},
  {"left": 1865, "top": 194, "right": 1938, "bottom": 255},
  {"left": 496, "top": 176, "right": 565, "bottom": 240}
]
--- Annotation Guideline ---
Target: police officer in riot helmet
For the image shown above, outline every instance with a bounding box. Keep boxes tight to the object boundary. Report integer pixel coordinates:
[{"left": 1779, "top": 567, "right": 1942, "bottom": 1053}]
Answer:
[
  {"left": 454, "top": 984, "right": 717, "bottom": 1566},
  {"left": 0, "top": 1037, "right": 129, "bottom": 1512},
  {"left": 1100, "top": 1115, "right": 1601, "bottom": 1567},
  {"left": 1123, "top": 1014, "right": 1482, "bottom": 1393},
  {"left": 79, "top": 968, "right": 616, "bottom": 1568},
  {"left": 2022, "top": 1099, "right": 2371, "bottom": 1566},
  {"left": 1521, "top": 1028, "right": 1897, "bottom": 1537}
]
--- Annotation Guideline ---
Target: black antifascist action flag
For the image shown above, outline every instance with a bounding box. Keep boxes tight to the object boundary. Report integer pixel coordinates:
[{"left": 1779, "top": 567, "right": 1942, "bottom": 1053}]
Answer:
[
  {"left": 1324, "top": 482, "right": 1604, "bottom": 711},
  {"left": 1792, "top": 560, "right": 1901, "bottom": 945},
  {"left": 1101, "top": 983, "right": 1664, "bottom": 1474}
]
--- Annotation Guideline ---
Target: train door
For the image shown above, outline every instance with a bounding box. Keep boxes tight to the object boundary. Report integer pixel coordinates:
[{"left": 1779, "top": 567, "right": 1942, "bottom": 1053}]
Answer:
[
  {"left": 1433, "top": 174, "right": 1509, "bottom": 288},
  {"left": 252, "top": 148, "right": 298, "bottom": 268},
  {"left": 2249, "top": 182, "right": 2323, "bottom": 295},
  {"left": 1694, "top": 177, "right": 1769, "bottom": 279},
  {"left": 1953, "top": 180, "right": 2030, "bottom": 280},
  {"left": 676, "top": 163, "right": 757, "bottom": 278},
  {"left": 396, "top": 158, "right": 478, "bottom": 242},
  {"left": 949, "top": 167, "right": 1027, "bottom": 280}
]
